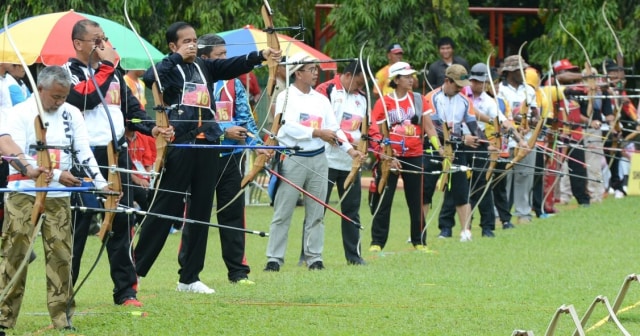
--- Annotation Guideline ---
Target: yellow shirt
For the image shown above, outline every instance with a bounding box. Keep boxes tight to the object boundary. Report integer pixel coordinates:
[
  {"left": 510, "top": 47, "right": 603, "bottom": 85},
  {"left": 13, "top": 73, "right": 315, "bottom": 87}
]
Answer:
[{"left": 124, "top": 75, "right": 147, "bottom": 107}]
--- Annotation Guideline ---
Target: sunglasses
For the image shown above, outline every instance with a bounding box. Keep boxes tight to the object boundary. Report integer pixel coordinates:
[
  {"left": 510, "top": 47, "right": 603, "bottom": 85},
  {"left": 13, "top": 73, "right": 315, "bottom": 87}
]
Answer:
[{"left": 76, "top": 36, "right": 109, "bottom": 45}]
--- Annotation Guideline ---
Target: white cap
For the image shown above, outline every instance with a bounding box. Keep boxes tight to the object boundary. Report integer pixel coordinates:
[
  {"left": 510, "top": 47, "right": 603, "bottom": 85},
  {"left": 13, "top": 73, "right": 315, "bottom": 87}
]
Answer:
[
  {"left": 388, "top": 61, "right": 416, "bottom": 79},
  {"left": 287, "top": 52, "right": 319, "bottom": 77}
]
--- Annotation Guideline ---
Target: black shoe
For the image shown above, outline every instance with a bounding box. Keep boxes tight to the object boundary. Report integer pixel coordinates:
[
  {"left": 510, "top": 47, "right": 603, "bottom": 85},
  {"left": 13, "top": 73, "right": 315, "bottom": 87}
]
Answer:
[
  {"left": 347, "top": 258, "right": 367, "bottom": 266},
  {"left": 502, "top": 222, "right": 515, "bottom": 229},
  {"left": 263, "top": 261, "right": 280, "bottom": 272},
  {"left": 308, "top": 261, "right": 325, "bottom": 270},
  {"left": 438, "top": 228, "right": 452, "bottom": 238},
  {"left": 481, "top": 229, "right": 495, "bottom": 237},
  {"left": 28, "top": 250, "right": 36, "bottom": 264}
]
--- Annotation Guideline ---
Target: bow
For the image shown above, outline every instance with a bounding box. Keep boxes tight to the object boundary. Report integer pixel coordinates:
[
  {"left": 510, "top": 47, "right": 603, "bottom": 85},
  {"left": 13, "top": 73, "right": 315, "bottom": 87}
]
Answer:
[
  {"left": 0, "top": 6, "right": 52, "bottom": 305},
  {"left": 485, "top": 51, "right": 502, "bottom": 181},
  {"left": 343, "top": 43, "right": 370, "bottom": 190},
  {"left": 240, "top": 0, "right": 281, "bottom": 188},
  {"left": 601, "top": 2, "right": 624, "bottom": 164},
  {"left": 436, "top": 123, "right": 454, "bottom": 191},
  {"left": 84, "top": 50, "right": 121, "bottom": 242},
  {"left": 124, "top": 0, "right": 170, "bottom": 182},
  {"left": 505, "top": 43, "right": 540, "bottom": 170}
]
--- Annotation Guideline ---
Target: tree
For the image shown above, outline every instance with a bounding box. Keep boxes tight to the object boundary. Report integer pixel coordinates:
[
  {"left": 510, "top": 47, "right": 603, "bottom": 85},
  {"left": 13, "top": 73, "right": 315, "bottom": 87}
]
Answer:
[
  {"left": 529, "top": 0, "right": 640, "bottom": 71},
  {"left": 325, "top": 0, "right": 493, "bottom": 74}
]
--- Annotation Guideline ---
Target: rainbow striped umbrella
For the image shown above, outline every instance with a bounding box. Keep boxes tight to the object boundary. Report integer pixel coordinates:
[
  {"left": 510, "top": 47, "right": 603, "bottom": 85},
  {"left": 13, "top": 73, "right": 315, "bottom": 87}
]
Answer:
[
  {"left": 0, "top": 10, "right": 164, "bottom": 70},
  {"left": 217, "top": 26, "right": 336, "bottom": 71}
]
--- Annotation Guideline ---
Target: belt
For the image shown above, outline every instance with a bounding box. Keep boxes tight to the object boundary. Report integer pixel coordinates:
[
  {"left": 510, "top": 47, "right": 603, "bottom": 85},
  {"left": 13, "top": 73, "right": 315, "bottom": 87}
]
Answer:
[
  {"left": 91, "top": 136, "right": 127, "bottom": 151},
  {"left": 291, "top": 147, "right": 325, "bottom": 157},
  {"left": 7, "top": 173, "right": 30, "bottom": 182}
]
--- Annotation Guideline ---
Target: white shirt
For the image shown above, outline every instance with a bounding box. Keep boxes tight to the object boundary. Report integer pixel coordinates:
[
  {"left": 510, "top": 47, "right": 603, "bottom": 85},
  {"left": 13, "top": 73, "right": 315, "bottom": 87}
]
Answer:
[
  {"left": 468, "top": 90, "right": 506, "bottom": 131},
  {"left": 0, "top": 75, "right": 12, "bottom": 120},
  {"left": 324, "top": 84, "right": 367, "bottom": 171},
  {"left": 498, "top": 81, "right": 537, "bottom": 147},
  {"left": 0, "top": 96, "right": 107, "bottom": 197},
  {"left": 275, "top": 85, "right": 352, "bottom": 154}
]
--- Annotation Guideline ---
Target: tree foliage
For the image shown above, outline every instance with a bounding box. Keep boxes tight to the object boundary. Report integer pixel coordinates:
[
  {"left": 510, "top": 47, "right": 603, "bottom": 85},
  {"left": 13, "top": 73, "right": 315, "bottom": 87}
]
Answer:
[
  {"left": 325, "top": 0, "right": 493, "bottom": 72},
  {"left": 529, "top": 0, "right": 640, "bottom": 70}
]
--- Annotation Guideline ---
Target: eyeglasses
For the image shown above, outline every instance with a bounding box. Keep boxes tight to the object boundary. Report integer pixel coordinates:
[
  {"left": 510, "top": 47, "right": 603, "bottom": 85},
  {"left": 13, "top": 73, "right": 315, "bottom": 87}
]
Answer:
[
  {"left": 299, "top": 67, "right": 319, "bottom": 73},
  {"left": 75, "top": 36, "right": 109, "bottom": 45}
]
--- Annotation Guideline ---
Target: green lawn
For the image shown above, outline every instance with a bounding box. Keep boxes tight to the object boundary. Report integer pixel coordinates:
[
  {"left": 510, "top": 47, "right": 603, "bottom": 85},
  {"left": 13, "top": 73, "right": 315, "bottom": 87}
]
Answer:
[{"left": 9, "top": 189, "right": 640, "bottom": 335}]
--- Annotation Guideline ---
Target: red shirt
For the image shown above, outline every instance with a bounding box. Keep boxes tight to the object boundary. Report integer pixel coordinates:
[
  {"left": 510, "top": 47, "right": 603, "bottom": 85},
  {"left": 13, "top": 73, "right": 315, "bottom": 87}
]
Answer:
[
  {"left": 127, "top": 131, "right": 156, "bottom": 180},
  {"left": 368, "top": 92, "right": 426, "bottom": 158}
]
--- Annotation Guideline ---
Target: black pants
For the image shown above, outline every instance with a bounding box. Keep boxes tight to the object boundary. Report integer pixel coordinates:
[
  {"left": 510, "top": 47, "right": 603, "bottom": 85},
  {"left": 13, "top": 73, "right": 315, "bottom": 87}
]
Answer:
[
  {"left": 468, "top": 148, "right": 495, "bottom": 230},
  {"left": 212, "top": 152, "right": 250, "bottom": 281},
  {"left": 437, "top": 146, "right": 481, "bottom": 230},
  {"left": 492, "top": 160, "right": 512, "bottom": 224},
  {"left": 326, "top": 168, "right": 362, "bottom": 262},
  {"left": 566, "top": 144, "right": 590, "bottom": 205},
  {"left": 532, "top": 148, "right": 545, "bottom": 217},
  {"left": 71, "top": 146, "right": 137, "bottom": 304},
  {"left": 131, "top": 182, "right": 149, "bottom": 224},
  {"left": 134, "top": 139, "right": 219, "bottom": 284},
  {"left": 371, "top": 156, "right": 424, "bottom": 248}
]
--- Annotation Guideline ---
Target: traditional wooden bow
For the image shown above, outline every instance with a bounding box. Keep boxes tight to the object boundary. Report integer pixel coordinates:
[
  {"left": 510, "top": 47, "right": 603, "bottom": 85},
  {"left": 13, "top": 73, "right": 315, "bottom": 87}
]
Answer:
[
  {"left": 240, "top": 0, "right": 282, "bottom": 188},
  {"left": 0, "top": 5, "right": 52, "bottom": 305},
  {"left": 124, "top": 0, "right": 170, "bottom": 183},
  {"left": 343, "top": 43, "right": 370, "bottom": 190}
]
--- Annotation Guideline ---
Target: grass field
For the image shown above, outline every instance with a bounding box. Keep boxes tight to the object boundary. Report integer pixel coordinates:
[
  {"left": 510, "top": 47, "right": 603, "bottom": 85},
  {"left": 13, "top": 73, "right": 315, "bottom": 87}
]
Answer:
[{"left": 8, "top": 186, "right": 640, "bottom": 335}]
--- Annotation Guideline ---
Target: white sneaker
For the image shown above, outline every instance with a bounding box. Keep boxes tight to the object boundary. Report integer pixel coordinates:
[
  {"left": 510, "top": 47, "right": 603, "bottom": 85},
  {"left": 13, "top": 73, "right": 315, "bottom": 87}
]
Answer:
[
  {"left": 614, "top": 190, "right": 624, "bottom": 199},
  {"left": 176, "top": 281, "right": 215, "bottom": 294},
  {"left": 460, "top": 230, "right": 472, "bottom": 242}
]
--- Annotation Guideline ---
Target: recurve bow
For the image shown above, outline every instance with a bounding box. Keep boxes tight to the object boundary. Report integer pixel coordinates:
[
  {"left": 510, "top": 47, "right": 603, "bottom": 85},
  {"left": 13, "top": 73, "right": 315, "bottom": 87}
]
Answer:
[
  {"left": 0, "top": 6, "right": 52, "bottom": 304},
  {"left": 343, "top": 43, "right": 370, "bottom": 190},
  {"left": 240, "top": 0, "right": 282, "bottom": 188}
]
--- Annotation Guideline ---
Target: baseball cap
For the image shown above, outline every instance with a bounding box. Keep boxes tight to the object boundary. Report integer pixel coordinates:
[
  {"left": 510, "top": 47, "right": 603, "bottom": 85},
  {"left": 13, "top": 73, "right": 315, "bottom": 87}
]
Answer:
[
  {"left": 553, "top": 59, "right": 579, "bottom": 73},
  {"left": 387, "top": 43, "right": 403, "bottom": 54},
  {"left": 388, "top": 61, "right": 416, "bottom": 79},
  {"left": 501, "top": 55, "right": 529, "bottom": 73},
  {"left": 287, "top": 52, "right": 319, "bottom": 77},
  {"left": 445, "top": 64, "right": 471, "bottom": 87},
  {"left": 469, "top": 63, "right": 488, "bottom": 82}
]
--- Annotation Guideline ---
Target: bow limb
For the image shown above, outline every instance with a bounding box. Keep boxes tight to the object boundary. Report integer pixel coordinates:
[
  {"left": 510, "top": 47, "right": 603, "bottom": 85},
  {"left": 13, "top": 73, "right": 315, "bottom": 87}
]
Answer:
[
  {"left": 485, "top": 51, "right": 501, "bottom": 180},
  {"left": 602, "top": 1, "right": 624, "bottom": 86},
  {"left": 0, "top": 6, "right": 51, "bottom": 305},
  {"left": 124, "top": 0, "right": 169, "bottom": 179},
  {"left": 436, "top": 123, "right": 454, "bottom": 191},
  {"left": 602, "top": 1, "right": 624, "bottom": 166},
  {"left": 240, "top": 0, "right": 282, "bottom": 188},
  {"left": 344, "top": 42, "right": 370, "bottom": 190},
  {"left": 364, "top": 56, "right": 393, "bottom": 193}
]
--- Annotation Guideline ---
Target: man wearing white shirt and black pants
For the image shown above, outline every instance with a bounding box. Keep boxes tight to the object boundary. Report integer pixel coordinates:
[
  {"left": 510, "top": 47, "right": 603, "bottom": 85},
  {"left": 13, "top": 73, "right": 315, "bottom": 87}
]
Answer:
[
  {"left": 264, "top": 53, "right": 361, "bottom": 272},
  {"left": 315, "top": 61, "right": 367, "bottom": 265}
]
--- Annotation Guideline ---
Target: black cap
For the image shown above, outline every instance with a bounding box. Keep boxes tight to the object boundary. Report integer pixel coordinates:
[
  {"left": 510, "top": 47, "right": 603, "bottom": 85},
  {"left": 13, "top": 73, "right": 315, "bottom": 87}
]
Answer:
[{"left": 603, "top": 58, "right": 623, "bottom": 71}]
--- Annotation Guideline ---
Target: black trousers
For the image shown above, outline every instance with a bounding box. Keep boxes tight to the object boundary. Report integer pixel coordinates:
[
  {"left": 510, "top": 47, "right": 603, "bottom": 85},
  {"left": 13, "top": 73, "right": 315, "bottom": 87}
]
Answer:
[
  {"left": 566, "top": 144, "right": 590, "bottom": 205},
  {"left": 491, "top": 160, "right": 512, "bottom": 224},
  {"left": 211, "top": 152, "right": 250, "bottom": 281},
  {"left": 134, "top": 139, "right": 219, "bottom": 284},
  {"left": 437, "top": 146, "right": 489, "bottom": 230},
  {"left": 326, "top": 167, "right": 362, "bottom": 262},
  {"left": 532, "top": 148, "right": 546, "bottom": 217},
  {"left": 71, "top": 146, "right": 137, "bottom": 304},
  {"left": 371, "top": 156, "right": 425, "bottom": 248}
]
